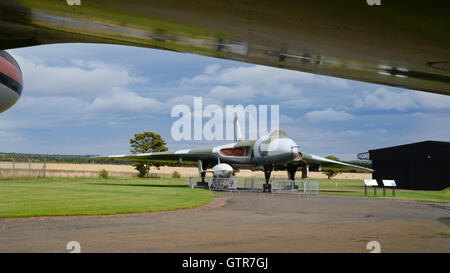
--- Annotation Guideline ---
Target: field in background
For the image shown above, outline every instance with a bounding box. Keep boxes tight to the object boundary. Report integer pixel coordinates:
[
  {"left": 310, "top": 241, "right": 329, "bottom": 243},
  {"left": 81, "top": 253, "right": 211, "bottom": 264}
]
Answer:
[
  {"left": 0, "top": 162, "right": 371, "bottom": 180},
  {"left": 0, "top": 177, "right": 216, "bottom": 218}
]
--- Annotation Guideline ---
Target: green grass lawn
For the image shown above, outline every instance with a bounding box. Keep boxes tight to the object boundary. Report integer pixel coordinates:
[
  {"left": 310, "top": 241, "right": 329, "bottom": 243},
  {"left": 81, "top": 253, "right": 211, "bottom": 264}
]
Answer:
[
  {"left": 306, "top": 178, "right": 366, "bottom": 189},
  {"left": 314, "top": 179, "right": 450, "bottom": 203},
  {"left": 238, "top": 177, "right": 449, "bottom": 203},
  {"left": 319, "top": 188, "right": 450, "bottom": 203},
  {"left": 0, "top": 177, "right": 217, "bottom": 218},
  {"left": 0, "top": 177, "right": 447, "bottom": 218}
]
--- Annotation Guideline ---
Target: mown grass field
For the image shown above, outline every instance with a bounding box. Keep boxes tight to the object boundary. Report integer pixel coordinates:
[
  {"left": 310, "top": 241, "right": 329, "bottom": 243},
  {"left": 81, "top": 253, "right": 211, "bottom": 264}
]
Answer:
[
  {"left": 240, "top": 177, "right": 449, "bottom": 203},
  {"left": 312, "top": 179, "right": 450, "bottom": 203},
  {"left": 0, "top": 177, "right": 217, "bottom": 218},
  {"left": 0, "top": 177, "right": 448, "bottom": 218},
  {"left": 319, "top": 188, "right": 450, "bottom": 203}
]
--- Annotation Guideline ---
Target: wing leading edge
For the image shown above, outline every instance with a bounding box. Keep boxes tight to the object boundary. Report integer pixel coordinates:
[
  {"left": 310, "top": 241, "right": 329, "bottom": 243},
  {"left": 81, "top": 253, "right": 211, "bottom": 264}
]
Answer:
[
  {"left": 92, "top": 149, "right": 215, "bottom": 162},
  {"left": 296, "top": 152, "right": 373, "bottom": 173}
]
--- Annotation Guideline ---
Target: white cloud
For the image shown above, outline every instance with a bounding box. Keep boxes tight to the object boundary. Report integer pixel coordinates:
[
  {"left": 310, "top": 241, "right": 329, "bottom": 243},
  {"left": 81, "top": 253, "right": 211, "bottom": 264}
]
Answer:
[
  {"left": 327, "top": 77, "right": 350, "bottom": 89},
  {"left": 279, "top": 114, "right": 298, "bottom": 124},
  {"left": 88, "top": 89, "right": 164, "bottom": 113},
  {"left": 414, "top": 92, "right": 450, "bottom": 109},
  {"left": 304, "top": 108, "right": 353, "bottom": 122},
  {"left": 180, "top": 64, "right": 350, "bottom": 101},
  {"left": 204, "top": 63, "right": 222, "bottom": 75},
  {"left": 208, "top": 85, "right": 256, "bottom": 100},
  {"left": 13, "top": 55, "right": 146, "bottom": 97},
  {"left": 182, "top": 65, "right": 313, "bottom": 87},
  {"left": 354, "top": 87, "right": 450, "bottom": 111},
  {"left": 281, "top": 98, "right": 313, "bottom": 109}
]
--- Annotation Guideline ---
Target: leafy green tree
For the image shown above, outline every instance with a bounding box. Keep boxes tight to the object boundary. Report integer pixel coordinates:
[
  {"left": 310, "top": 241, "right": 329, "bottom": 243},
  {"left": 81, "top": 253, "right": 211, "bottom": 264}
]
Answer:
[
  {"left": 322, "top": 155, "right": 342, "bottom": 180},
  {"left": 98, "top": 169, "right": 109, "bottom": 179},
  {"left": 172, "top": 171, "right": 181, "bottom": 178},
  {"left": 130, "top": 132, "right": 168, "bottom": 177},
  {"left": 325, "top": 155, "right": 340, "bottom": 162}
]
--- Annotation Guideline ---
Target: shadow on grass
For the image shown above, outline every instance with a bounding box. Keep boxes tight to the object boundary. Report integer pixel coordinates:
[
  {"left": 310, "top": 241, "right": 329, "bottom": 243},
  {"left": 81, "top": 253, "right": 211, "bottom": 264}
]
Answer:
[{"left": 87, "top": 183, "right": 188, "bottom": 188}]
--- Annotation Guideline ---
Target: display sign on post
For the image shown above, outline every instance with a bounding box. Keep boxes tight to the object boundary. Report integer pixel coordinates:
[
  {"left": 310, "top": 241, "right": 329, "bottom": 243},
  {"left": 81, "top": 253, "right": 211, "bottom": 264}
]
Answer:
[
  {"left": 382, "top": 180, "right": 397, "bottom": 196},
  {"left": 363, "top": 179, "right": 378, "bottom": 196}
]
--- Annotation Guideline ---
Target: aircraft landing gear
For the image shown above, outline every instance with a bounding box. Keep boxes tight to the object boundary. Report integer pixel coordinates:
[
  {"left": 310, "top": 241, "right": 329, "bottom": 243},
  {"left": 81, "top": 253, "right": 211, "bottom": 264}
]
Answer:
[
  {"left": 301, "top": 164, "right": 309, "bottom": 179},
  {"left": 263, "top": 165, "right": 273, "bottom": 192},
  {"left": 197, "top": 160, "right": 209, "bottom": 188},
  {"left": 287, "top": 165, "right": 297, "bottom": 181}
]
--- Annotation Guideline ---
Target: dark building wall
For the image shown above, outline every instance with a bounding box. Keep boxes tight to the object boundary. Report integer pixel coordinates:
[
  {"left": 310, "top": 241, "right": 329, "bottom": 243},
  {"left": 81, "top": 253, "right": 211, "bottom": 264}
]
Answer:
[
  {"left": 373, "top": 160, "right": 448, "bottom": 190},
  {"left": 410, "top": 160, "right": 449, "bottom": 190},
  {"left": 370, "top": 141, "right": 450, "bottom": 191},
  {"left": 372, "top": 160, "right": 410, "bottom": 189}
]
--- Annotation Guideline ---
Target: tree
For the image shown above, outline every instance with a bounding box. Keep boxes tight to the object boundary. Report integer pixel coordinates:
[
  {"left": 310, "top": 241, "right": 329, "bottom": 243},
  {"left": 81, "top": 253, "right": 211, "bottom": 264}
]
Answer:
[
  {"left": 322, "top": 155, "right": 342, "bottom": 180},
  {"left": 130, "top": 132, "right": 168, "bottom": 177}
]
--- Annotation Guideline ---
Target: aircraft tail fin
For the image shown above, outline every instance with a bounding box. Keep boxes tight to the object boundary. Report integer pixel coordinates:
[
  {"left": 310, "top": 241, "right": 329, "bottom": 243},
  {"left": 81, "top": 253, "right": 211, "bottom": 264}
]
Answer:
[{"left": 234, "top": 116, "right": 243, "bottom": 142}]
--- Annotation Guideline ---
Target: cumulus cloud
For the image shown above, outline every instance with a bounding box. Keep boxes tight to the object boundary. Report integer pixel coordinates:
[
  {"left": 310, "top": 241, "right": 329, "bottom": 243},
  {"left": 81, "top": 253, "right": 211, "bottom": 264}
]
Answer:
[
  {"left": 182, "top": 65, "right": 313, "bottom": 86},
  {"left": 414, "top": 92, "right": 450, "bottom": 109},
  {"left": 13, "top": 55, "right": 146, "bottom": 97},
  {"left": 304, "top": 108, "right": 354, "bottom": 122},
  {"left": 354, "top": 87, "right": 450, "bottom": 111},
  {"left": 208, "top": 85, "right": 256, "bottom": 100},
  {"left": 279, "top": 114, "right": 298, "bottom": 124},
  {"left": 180, "top": 64, "right": 350, "bottom": 101},
  {"left": 204, "top": 63, "right": 222, "bottom": 75},
  {"left": 88, "top": 89, "right": 164, "bottom": 113}
]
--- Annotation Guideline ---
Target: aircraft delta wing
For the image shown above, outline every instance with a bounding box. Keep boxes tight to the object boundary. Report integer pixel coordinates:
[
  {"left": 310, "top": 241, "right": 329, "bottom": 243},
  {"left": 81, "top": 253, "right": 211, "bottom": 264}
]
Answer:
[
  {"left": 92, "top": 140, "right": 257, "bottom": 166},
  {"left": 92, "top": 138, "right": 373, "bottom": 177},
  {"left": 0, "top": 0, "right": 449, "bottom": 95},
  {"left": 93, "top": 118, "right": 372, "bottom": 191},
  {"left": 94, "top": 148, "right": 372, "bottom": 171},
  {"left": 288, "top": 152, "right": 373, "bottom": 175},
  {"left": 93, "top": 146, "right": 228, "bottom": 163}
]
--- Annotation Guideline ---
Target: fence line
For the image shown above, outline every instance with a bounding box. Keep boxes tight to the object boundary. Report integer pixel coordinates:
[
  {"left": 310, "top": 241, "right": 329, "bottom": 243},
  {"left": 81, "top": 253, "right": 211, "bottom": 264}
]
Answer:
[
  {"left": 189, "top": 177, "right": 319, "bottom": 196},
  {"left": 0, "top": 159, "right": 199, "bottom": 179}
]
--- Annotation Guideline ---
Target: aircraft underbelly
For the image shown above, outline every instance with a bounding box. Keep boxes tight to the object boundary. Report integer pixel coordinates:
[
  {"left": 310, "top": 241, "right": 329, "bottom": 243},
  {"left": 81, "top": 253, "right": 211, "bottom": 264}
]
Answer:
[{"left": 0, "top": 0, "right": 448, "bottom": 95}]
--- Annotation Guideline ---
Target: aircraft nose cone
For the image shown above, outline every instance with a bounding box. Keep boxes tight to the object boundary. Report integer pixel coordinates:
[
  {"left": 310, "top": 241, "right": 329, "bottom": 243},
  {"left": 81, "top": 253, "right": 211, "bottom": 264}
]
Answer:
[
  {"left": 267, "top": 138, "right": 299, "bottom": 160},
  {"left": 289, "top": 142, "right": 299, "bottom": 159},
  {"left": 291, "top": 145, "right": 299, "bottom": 156}
]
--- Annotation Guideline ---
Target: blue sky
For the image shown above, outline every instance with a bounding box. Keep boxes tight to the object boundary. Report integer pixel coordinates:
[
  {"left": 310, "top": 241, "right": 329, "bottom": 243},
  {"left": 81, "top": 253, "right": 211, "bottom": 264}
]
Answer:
[{"left": 2, "top": 43, "right": 450, "bottom": 160}]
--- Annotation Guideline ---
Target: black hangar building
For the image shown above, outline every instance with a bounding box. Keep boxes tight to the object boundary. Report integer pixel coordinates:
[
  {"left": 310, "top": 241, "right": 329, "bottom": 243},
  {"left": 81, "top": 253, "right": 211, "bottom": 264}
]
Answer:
[{"left": 368, "top": 141, "right": 450, "bottom": 191}]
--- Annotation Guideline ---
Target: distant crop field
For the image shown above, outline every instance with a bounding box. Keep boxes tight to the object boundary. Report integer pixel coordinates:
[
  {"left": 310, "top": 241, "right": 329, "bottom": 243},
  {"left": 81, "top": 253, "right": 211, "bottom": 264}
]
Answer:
[
  {"left": 0, "top": 162, "right": 372, "bottom": 180},
  {"left": 0, "top": 177, "right": 217, "bottom": 218}
]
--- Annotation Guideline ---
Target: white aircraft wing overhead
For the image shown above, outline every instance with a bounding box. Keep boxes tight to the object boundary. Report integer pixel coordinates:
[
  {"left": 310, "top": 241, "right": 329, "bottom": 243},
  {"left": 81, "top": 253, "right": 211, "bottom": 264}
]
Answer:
[
  {"left": 297, "top": 152, "right": 373, "bottom": 173},
  {"left": 0, "top": 1, "right": 449, "bottom": 95}
]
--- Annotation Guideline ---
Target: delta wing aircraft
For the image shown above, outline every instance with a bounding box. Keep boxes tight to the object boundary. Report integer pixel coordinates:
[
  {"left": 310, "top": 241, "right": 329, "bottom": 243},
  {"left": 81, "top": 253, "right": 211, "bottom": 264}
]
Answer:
[
  {"left": 94, "top": 118, "right": 372, "bottom": 192},
  {"left": 0, "top": 1, "right": 449, "bottom": 113}
]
